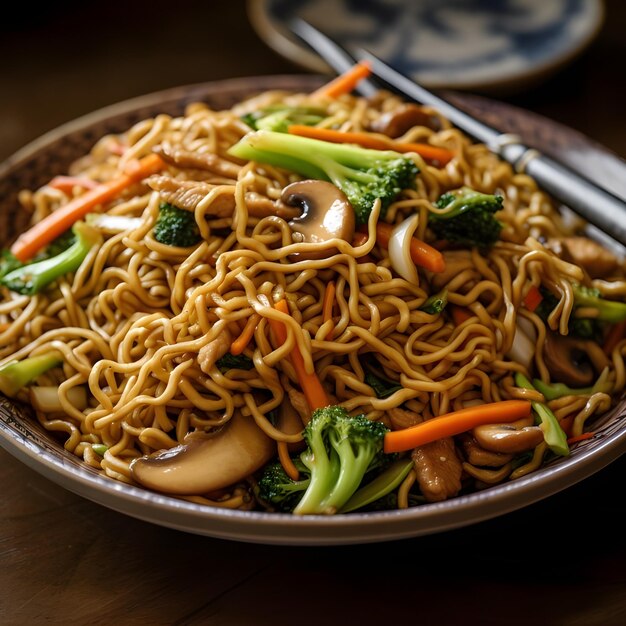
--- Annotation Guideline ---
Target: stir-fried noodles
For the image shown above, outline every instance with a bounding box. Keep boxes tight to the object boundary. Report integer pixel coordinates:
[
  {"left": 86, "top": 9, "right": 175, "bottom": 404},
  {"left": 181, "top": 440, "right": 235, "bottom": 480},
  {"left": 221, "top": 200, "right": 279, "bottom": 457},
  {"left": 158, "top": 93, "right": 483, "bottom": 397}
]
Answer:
[{"left": 1, "top": 83, "right": 625, "bottom": 514}]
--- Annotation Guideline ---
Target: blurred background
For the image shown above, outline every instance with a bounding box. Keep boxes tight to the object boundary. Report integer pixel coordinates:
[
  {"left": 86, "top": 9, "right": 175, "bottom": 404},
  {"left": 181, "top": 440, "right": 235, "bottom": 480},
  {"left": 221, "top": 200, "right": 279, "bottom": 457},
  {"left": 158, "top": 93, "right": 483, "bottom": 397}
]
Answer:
[{"left": 0, "top": 0, "right": 624, "bottom": 163}]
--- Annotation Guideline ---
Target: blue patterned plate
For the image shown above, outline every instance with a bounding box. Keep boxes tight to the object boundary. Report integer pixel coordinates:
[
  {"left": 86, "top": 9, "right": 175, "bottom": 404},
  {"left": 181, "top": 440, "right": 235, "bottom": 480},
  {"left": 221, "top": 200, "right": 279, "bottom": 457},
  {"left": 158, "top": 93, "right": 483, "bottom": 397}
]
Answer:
[{"left": 248, "top": 0, "right": 604, "bottom": 91}]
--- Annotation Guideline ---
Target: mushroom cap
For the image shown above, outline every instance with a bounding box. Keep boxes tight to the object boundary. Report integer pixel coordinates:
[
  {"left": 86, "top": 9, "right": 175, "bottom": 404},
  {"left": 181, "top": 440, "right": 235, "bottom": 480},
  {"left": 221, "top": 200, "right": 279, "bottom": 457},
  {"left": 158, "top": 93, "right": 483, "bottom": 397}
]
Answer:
[
  {"left": 282, "top": 180, "right": 355, "bottom": 259},
  {"left": 473, "top": 418, "right": 544, "bottom": 454},
  {"left": 543, "top": 332, "right": 596, "bottom": 387},
  {"left": 130, "top": 412, "right": 275, "bottom": 495}
]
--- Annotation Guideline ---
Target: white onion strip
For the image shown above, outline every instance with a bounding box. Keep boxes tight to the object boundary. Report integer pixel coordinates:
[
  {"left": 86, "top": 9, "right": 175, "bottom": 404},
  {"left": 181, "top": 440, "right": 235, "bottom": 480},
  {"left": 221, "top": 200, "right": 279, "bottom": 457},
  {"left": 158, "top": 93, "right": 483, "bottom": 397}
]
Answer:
[{"left": 388, "top": 214, "right": 420, "bottom": 284}]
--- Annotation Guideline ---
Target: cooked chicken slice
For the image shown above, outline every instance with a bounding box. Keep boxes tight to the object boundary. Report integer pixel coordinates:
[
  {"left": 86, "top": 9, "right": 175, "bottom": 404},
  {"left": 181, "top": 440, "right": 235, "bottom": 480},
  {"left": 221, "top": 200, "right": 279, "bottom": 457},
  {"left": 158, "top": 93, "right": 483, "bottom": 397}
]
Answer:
[
  {"left": 154, "top": 144, "right": 241, "bottom": 179},
  {"left": 148, "top": 175, "right": 299, "bottom": 218},
  {"left": 198, "top": 330, "right": 232, "bottom": 374},
  {"left": 411, "top": 437, "right": 463, "bottom": 502}
]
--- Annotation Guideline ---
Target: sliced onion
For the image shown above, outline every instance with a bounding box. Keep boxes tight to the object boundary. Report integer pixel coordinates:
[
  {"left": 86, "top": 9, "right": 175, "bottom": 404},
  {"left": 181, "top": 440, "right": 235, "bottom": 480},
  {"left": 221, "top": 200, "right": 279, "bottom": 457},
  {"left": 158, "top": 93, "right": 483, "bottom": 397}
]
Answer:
[
  {"left": 29, "top": 386, "right": 88, "bottom": 413},
  {"left": 507, "top": 321, "right": 535, "bottom": 370},
  {"left": 388, "top": 214, "right": 420, "bottom": 284},
  {"left": 86, "top": 213, "right": 144, "bottom": 234}
]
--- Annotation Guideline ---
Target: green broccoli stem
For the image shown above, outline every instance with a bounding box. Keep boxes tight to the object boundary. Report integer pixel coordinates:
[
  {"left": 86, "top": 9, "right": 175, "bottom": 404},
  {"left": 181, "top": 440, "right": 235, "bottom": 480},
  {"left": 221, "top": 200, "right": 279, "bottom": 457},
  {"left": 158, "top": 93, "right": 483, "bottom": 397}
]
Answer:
[
  {"left": 322, "top": 430, "right": 378, "bottom": 513},
  {"left": 341, "top": 459, "right": 413, "bottom": 513},
  {"left": 515, "top": 373, "right": 569, "bottom": 456},
  {"left": 1, "top": 221, "right": 100, "bottom": 295},
  {"left": 228, "top": 130, "right": 418, "bottom": 224},
  {"left": 573, "top": 285, "right": 626, "bottom": 322},
  {"left": 0, "top": 353, "right": 63, "bottom": 397},
  {"left": 294, "top": 424, "right": 340, "bottom": 515}
]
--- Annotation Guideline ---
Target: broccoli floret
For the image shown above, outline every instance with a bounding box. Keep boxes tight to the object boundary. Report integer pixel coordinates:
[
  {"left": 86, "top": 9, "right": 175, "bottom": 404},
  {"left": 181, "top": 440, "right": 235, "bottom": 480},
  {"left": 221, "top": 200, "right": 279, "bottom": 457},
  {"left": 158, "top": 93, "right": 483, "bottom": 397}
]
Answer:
[
  {"left": 0, "top": 250, "right": 24, "bottom": 279},
  {"left": 216, "top": 353, "right": 254, "bottom": 373},
  {"left": 258, "top": 405, "right": 392, "bottom": 514},
  {"left": 153, "top": 203, "right": 201, "bottom": 248},
  {"left": 535, "top": 285, "right": 624, "bottom": 340},
  {"left": 258, "top": 460, "right": 311, "bottom": 513},
  {"left": 228, "top": 130, "right": 419, "bottom": 224},
  {"left": 241, "top": 105, "right": 327, "bottom": 132},
  {"left": 573, "top": 284, "right": 626, "bottom": 322},
  {"left": 0, "top": 221, "right": 101, "bottom": 295},
  {"left": 0, "top": 353, "right": 62, "bottom": 397},
  {"left": 429, "top": 187, "right": 503, "bottom": 248}
]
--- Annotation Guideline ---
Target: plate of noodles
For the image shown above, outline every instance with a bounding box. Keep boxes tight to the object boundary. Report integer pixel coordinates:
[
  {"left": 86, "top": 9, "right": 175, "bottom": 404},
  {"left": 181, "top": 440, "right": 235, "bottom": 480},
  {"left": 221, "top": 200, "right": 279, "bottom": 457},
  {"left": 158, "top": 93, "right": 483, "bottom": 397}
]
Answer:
[{"left": 1, "top": 74, "right": 625, "bottom": 545}]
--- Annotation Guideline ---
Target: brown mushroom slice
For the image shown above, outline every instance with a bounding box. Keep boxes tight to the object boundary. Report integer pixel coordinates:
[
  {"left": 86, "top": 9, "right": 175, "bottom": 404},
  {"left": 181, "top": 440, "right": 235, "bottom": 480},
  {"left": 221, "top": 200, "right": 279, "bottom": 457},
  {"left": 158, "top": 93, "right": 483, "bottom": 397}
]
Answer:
[
  {"left": 371, "top": 103, "right": 440, "bottom": 137},
  {"left": 281, "top": 180, "right": 355, "bottom": 259},
  {"left": 472, "top": 421, "right": 544, "bottom": 454},
  {"left": 543, "top": 332, "right": 600, "bottom": 387},
  {"left": 130, "top": 412, "right": 275, "bottom": 495}
]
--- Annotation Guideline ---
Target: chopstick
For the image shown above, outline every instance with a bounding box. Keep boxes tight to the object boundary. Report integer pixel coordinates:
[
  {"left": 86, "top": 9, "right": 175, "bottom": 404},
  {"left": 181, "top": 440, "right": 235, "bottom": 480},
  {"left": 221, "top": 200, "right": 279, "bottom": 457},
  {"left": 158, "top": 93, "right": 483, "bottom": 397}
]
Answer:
[{"left": 289, "top": 19, "right": 626, "bottom": 248}]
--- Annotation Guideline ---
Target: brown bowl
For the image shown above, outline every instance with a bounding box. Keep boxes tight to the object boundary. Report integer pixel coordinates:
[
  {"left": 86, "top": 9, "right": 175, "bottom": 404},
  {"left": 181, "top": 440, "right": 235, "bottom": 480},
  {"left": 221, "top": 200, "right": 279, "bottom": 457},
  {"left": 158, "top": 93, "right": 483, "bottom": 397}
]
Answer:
[{"left": 1, "top": 75, "right": 625, "bottom": 545}]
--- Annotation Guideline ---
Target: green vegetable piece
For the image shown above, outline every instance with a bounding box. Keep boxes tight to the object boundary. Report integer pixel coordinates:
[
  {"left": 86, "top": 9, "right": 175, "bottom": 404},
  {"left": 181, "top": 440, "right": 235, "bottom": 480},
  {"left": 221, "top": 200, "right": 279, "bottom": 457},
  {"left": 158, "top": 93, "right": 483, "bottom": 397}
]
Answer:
[
  {"left": 258, "top": 405, "right": 391, "bottom": 515},
  {"left": 216, "top": 353, "right": 254, "bottom": 373},
  {"left": 515, "top": 372, "right": 569, "bottom": 457},
  {"left": 535, "top": 287, "right": 603, "bottom": 340},
  {"left": 573, "top": 284, "right": 626, "bottom": 323},
  {"left": 419, "top": 288, "right": 448, "bottom": 314},
  {"left": 341, "top": 459, "right": 413, "bottom": 513},
  {"left": 153, "top": 203, "right": 202, "bottom": 248},
  {"left": 363, "top": 368, "right": 403, "bottom": 400},
  {"left": 241, "top": 105, "right": 327, "bottom": 132},
  {"left": 228, "top": 130, "right": 419, "bottom": 224},
  {"left": 0, "top": 250, "right": 25, "bottom": 279},
  {"left": 0, "top": 353, "right": 63, "bottom": 397},
  {"left": 0, "top": 221, "right": 101, "bottom": 295},
  {"left": 92, "top": 444, "right": 108, "bottom": 456},
  {"left": 258, "top": 461, "right": 311, "bottom": 513},
  {"left": 429, "top": 187, "right": 503, "bottom": 249},
  {"left": 532, "top": 367, "right": 612, "bottom": 401}
]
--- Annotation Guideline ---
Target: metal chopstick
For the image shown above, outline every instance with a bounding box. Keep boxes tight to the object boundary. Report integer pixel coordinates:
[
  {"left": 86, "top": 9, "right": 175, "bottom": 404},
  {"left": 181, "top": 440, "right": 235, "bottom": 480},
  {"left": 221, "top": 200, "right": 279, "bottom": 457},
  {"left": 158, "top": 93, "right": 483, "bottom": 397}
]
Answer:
[{"left": 288, "top": 19, "right": 626, "bottom": 248}]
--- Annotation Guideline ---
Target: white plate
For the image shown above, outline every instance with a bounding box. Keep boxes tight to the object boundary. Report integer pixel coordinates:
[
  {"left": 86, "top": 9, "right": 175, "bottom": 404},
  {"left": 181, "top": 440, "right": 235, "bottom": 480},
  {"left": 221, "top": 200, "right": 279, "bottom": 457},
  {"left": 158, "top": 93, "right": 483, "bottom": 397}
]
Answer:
[
  {"left": 1, "top": 76, "right": 625, "bottom": 545},
  {"left": 248, "top": 0, "right": 604, "bottom": 91}
]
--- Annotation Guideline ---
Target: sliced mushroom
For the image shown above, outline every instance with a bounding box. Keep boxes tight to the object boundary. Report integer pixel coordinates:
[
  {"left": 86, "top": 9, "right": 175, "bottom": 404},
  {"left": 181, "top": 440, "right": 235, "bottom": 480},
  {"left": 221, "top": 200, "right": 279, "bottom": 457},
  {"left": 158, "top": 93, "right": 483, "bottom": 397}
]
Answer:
[
  {"left": 371, "top": 103, "right": 439, "bottom": 137},
  {"left": 129, "top": 412, "right": 275, "bottom": 495},
  {"left": 281, "top": 180, "right": 355, "bottom": 259},
  {"left": 543, "top": 332, "right": 608, "bottom": 387},
  {"left": 472, "top": 419, "right": 544, "bottom": 454}
]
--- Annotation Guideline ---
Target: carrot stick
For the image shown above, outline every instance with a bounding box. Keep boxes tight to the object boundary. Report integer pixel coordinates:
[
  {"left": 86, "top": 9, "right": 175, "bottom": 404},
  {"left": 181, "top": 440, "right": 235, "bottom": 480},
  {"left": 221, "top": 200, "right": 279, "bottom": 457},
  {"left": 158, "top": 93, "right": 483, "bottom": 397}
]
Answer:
[
  {"left": 278, "top": 441, "right": 300, "bottom": 481},
  {"left": 269, "top": 299, "right": 329, "bottom": 412},
  {"left": 567, "top": 432, "right": 595, "bottom": 445},
  {"left": 11, "top": 153, "right": 165, "bottom": 262},
  {"left": 523, "top": 285, "right": 543, "bottom": 312},
  {"left": 230, "top": 314, "right": 260, "bottom": 355},
  {"left": 603, "top": 320, "right": 626, "bottom": 355},
  {"left": 451, "top": 305, "right": 473, "bottom": 326},
  {"left": 311, "top": 61, "right": 372, "bottom": 99},
  {"left": 384, "top": 400, "right": 532, "bottom": 453},
  {"left": 287, "top": 124, "right": 454, "bottom": 167},
  {"left": 322, "top": 281, "right": 336, "bottom": 337},
  {"left": 48, "top": 176, "right": 99, "bottom": 193},
  {"left": 374, "top": 222, "right": 446, "bottom": 273}
]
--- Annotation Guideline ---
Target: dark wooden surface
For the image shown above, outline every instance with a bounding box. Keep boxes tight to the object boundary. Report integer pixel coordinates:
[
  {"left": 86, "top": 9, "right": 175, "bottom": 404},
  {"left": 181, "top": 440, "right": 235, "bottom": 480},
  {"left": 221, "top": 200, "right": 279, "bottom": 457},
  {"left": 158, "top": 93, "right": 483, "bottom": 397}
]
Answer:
[{"left": 1, "top": 2, "right": 626, "bottom": 624}]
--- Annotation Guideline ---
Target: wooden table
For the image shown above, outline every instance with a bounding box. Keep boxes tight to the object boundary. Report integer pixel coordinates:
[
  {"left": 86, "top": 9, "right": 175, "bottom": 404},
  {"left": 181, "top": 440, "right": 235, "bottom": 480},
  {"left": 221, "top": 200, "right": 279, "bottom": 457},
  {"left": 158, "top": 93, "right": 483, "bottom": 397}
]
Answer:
[{"left": 1, "top": 2, "right": 625, "bottom": 624}]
